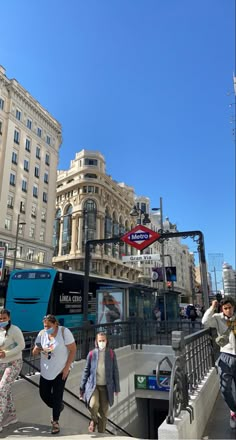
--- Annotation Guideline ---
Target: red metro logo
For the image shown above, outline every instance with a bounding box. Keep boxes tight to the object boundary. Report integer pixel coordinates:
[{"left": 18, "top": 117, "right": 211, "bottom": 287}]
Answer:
[{"left": 121, "top": 225, "right": 160, "bottom": 251}]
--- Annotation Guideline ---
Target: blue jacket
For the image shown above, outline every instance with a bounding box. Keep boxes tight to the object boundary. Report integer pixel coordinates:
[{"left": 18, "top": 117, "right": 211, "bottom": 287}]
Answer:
[{"left": 80, "top": 348, "right": 120, "bottom": 407}]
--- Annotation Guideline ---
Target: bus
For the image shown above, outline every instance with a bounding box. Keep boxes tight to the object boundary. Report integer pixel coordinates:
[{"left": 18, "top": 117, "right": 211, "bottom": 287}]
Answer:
[{"left": 5, "top": 268, "right": 130, "bottom": 332}]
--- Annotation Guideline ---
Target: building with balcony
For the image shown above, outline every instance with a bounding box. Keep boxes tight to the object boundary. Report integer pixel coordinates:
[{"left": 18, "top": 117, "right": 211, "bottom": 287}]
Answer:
[
  {"left": 0, "top": 66, "right": 62, "bottom": 270},
  {"left": 52, "top": 149, "right": 142, "bottom": 282}
]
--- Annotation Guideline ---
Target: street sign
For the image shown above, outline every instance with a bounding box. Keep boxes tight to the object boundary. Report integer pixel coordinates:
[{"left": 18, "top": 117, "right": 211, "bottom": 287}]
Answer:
[
  {"left": 122, "top": 254, "right": 160, "bottom": 263},
  {"left": 121, "top": 225, "right": 160, "bottom": 251},
  {"left": 134, "top": 374, "right": 170, "bottom": 392}
]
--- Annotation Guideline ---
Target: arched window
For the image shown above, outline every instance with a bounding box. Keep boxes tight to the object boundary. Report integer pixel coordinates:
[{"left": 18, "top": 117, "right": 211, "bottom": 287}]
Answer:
[
  {"left": 112, "top": 212, "right": 119, "bottom": 258},
  {"left": 83, "top": 199, "right": 97, "bottom": 250},
  {"left": 119, "top": 216, "right": 125, "bottom": 259},
  {"left": 61, "top": 205, "right": 73, "bottom": 255},
  {"left": 52, "top": 209, "right": 61, "bottom": 256},
  {"left": 104, "top": 207, "right": 112, "bottom": 256}
]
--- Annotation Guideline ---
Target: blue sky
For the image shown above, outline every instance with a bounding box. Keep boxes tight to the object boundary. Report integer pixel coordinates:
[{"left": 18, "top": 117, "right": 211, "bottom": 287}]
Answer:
[{"left": 0, "top": 1, "right": 235, "bottom": 279}]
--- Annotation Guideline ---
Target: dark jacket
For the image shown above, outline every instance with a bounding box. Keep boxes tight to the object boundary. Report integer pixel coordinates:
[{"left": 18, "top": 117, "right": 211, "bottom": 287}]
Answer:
[{"left": 80, "top": 348, "right": 120, "bottom": 407}]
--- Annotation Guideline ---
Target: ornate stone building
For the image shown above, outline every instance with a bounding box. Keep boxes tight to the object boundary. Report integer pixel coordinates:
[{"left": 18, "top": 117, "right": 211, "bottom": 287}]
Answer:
[{"left": 52, "top": 150, "right": 142, "bottom": 282}]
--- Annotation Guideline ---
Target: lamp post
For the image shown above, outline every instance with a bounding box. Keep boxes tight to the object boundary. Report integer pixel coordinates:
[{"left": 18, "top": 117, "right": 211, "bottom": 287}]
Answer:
[
  {"left": 129, "top": 205, "right": 151, "bottom": 225},
  {"left": 13, "top": 214, "right": 26, "bottom": 270},
  {"left": 152, "top": 197, "right": 166, "bottom": 319}
]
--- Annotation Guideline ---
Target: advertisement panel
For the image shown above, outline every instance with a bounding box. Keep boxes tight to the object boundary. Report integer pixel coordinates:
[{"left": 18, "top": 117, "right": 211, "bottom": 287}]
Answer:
[
  {"left": 0, "top": 247, "right": 6, "bottom": 281},
  {"left": 134, "top": 374, "right": 170, "bottom": 392},
  {"left": 97, "top": 290, "right": 123, "bottom": 324}
]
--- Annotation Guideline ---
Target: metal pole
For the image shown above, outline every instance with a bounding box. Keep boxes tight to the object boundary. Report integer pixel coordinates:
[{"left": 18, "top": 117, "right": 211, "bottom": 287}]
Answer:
[
  {"left": 83, "top": 240, "right": 90, "bottom": 323},
  {"left": 160, "top": 197, "right": 167, "bottom": 320},
  {"left": 13, "top": 214, "right": 20, "bottom": 270},
  {"left": 198, "top": 232, "right": 209, "bottom": 309}
]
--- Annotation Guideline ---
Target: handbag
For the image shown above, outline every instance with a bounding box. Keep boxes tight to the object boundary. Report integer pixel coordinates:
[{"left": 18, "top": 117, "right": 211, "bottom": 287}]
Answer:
[{"left": 215, "top": 322, "right": 234, "bottom": 347}]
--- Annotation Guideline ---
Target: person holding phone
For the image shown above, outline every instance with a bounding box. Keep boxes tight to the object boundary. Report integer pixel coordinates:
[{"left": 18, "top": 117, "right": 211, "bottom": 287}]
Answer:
[
  {"left": 0, "top": 309, "right": 25, "bottom": 432},
  {"left": 202, "top": 297, "right": 236, "bottom": 429},
  {"left": 32, "top": 315, "right": 76, "bottom": 434}
]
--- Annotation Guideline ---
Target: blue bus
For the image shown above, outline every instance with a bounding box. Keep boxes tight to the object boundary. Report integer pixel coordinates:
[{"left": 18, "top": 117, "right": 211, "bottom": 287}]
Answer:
[{"left": 5, "top": 268, "right": 130, "bottom": 332}]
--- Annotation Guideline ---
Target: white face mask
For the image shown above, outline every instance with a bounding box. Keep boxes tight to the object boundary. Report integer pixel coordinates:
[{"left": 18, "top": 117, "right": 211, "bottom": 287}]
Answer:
[{"left": 98, "top": 341, "right": 106, "bottom": 350}]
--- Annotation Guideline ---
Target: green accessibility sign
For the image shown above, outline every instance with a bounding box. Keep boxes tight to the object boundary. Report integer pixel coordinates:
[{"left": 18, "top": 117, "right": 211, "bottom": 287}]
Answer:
[{"left": 135, "top": 375, "right": 147, "bottom": 389}]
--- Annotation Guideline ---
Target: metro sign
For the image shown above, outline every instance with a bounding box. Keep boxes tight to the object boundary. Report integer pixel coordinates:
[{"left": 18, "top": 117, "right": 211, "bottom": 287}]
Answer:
[{"left": 121, "top": 225, "right": 160, "bottom": 251}]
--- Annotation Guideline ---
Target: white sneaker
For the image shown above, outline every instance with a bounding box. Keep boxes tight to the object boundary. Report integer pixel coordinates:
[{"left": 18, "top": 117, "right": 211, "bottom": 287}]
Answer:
[
  {"left": 230, "top": 412, "right": 236, "bottom": 429},
  {"left": 3, "top": 417, "right": 18, "bottom": 428}
]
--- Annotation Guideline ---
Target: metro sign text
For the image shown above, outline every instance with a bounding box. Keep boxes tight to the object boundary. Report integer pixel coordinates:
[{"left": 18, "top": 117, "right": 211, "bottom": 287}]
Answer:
[{"left": 121, "top": 225, "right": 160, "bottom": 251}]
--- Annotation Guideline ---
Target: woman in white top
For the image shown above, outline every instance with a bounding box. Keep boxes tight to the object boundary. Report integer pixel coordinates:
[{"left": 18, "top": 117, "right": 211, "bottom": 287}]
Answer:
[
  {"left": 0, "top": 308, "right": 25, "bottom": 432},
  {"left": 33, "top": 314, "right": 76, "bottom": 434}
]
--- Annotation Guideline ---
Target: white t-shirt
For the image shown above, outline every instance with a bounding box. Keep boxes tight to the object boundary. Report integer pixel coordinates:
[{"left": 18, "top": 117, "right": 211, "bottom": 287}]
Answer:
[{"left": 35, "top": 326, "right": 75, "bottom": 380}]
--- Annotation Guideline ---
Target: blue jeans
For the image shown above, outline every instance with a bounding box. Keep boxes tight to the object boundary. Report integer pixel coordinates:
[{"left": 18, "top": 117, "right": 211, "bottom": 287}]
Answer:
[{"left": 218, "top": 352, "right": 236, "bottom": 412}]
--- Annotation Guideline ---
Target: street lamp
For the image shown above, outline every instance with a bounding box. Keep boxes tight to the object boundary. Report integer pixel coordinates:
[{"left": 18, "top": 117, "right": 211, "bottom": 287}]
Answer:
[
  {"left": 13, "top": 214, "right": 26, "bottom": 270},
  {"left": 152, "top": 197, "right": 167, "bottom": 320},
  {"left": 129, "top": 206, "right": 151, "bottom": 225}
]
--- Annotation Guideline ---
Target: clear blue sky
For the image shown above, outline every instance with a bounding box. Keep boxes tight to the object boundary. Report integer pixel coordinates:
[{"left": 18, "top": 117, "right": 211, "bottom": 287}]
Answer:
[{"left": 1, "top": 0, "right": 235, "bottom": 276}]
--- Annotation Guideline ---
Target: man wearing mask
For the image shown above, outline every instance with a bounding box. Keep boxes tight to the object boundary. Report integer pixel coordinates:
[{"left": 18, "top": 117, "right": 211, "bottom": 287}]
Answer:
[
  {"left": 80, "top": 332, "right": 120, "bottom": 433},
  {"left": 202, "top": 297, "right": 236, "bottom": 429}
]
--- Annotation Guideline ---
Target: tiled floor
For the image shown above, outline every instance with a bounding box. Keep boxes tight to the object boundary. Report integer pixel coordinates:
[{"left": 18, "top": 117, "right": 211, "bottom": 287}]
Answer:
[{"left": 203, "top": 392, "right": 236, "bottom": 439}]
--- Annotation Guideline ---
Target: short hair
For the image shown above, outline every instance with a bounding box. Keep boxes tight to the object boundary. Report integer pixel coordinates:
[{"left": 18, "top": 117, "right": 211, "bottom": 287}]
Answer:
[
  {"left": 43, "top": 314, "right": 59, "bottom": 325},
  {"left": 0, "top": 309, "right": 11, "bottom": 317},
  {"left": 220, "top": 296, "right": 235, "bottom": 307}
]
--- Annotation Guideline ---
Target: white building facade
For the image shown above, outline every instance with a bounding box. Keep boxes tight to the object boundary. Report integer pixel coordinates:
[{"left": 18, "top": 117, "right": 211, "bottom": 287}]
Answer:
[
  {"left": 0, "top": 66, "right": 62, "bottom": 270},
  {"left": 52, "top": 150, "right": 142, "bottom": 282},
  {"left": 223, "top": 262, "right": 236, "bottom": 298}
]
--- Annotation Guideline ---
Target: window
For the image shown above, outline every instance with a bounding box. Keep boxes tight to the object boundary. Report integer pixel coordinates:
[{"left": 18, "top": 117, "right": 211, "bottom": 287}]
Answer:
[
  {"left": 16, "top": 109, "right": 21, "bottom": 121},
  {"left": 24, "top": 159, "right": 29, "bottom": 172},
  {"left": 31, "top": 205, "right": 37, "bottom": 218},
  {"left": 5, "top": 218, "right": 11, "bottom": 230},
  {"left": 22, "top": 179, "right": 27, "bottom": 192},
  {"left": 84, "top": 173, "right": 97, "bottom": 179},
  {"left": 34, "top": 165, "right": 40, "bottom": 178},
  {"left": 40, "top": 230, "right": 45, "bottom": 241},
  {"left": 12, "top": 151, "right": 18, "bottom": 164},
  {"left": 83, "top": 186, "right": 87, "bottom": 193},
  {"left": 37, "top": 127, "right": 42, "bottom": 137},
  {"left": 41, "top": 210, "right": 46, "bottom": 222},
  {"left": 29, "top": 225, "right": 35, "bottom": 238},
  {"left": 84, "top": 158, "right": 98, "bottom": 166},
  {"left": 88, "top": 186, "right": 94, "bottom": 193},
  {"left": 25, "top": 138, "right": 31, "bottom": 152},
  {"left": 38, "top": 251, "right": 45, "bottom": 263},
  {"left": 26, "top": 248, "right": 34, "bottom": 261},
  {"left": 33, "top": 185, "right": 38, "bottom": 198},
  {"left": 14, "top": 130, "right": 20, "bottom": 144},
  {"left": 43, "top": 192, "right": 47, "bottom": 203},
  {"left": 44, "top": 172, "right": 48, "bottom": 184},
  {"left": 20, "top": 201, "right": 25, "bottom": 213},
  {"left": 36, "top": 146, "right": 41, "bottom": 159},
  {"left": 45, "top": 153, "right": 50, "bottom": 166},
  {"left": 46, "top": 135, "right": 51, "bottom": 145},
  {"left": 7, "top": 195, "right": 14, "bottom": 209},
  {"left": 0, "top": 98, "right": 4, "bottom": 111},
  {"left": 18, "top": 224, "right": 24, "bottom": 235},
  {"left": 10, "top": 173, "right": 16, "bottom": 186},
  {"left": 27, "top": 119, "right": 32, "bottom": 129},
  {"left": 0, "top": 120, "right": 2, "bottom": 135}
]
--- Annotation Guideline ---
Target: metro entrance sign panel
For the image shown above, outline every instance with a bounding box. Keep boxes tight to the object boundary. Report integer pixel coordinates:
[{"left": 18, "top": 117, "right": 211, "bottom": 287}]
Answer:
[{"left": 121, "top": 225, "right": 160, "bottom": 251}]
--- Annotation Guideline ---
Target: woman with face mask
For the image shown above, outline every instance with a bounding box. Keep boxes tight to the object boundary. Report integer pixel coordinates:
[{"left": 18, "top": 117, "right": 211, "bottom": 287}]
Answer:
[
  {"left": 79, "top": 332, "right": 120, "bottom": 433},
  {"left": 0, "top": 308, "right": 25, "bottom": 432},
  {"left": 32, "top": 315, "right": 76, "bottom": 434}
]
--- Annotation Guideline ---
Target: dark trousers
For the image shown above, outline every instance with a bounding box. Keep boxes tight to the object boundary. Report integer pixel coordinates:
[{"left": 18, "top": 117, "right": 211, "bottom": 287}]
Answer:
[
  {"left": 39, "top": 373, "right": 66, "bottom": 421},
  {"left": 218, "top": 352, "right": 236, "bottom": 413}
]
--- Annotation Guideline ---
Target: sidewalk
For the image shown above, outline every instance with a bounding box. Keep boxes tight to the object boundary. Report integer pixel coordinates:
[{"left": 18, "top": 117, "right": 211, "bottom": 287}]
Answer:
[
  {"left": 0, "top": 421, "right": 132, "bottom": 439},
  {"left": 203, "top": 392, "right": 236, "bottom": 439}
]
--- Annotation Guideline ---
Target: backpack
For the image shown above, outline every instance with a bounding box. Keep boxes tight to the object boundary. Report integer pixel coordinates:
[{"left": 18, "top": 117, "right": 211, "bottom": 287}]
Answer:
[{"left": 89, "top": 348, "right": 114, "bottom": 361}]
